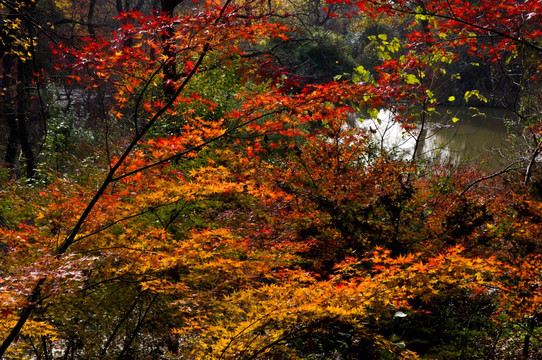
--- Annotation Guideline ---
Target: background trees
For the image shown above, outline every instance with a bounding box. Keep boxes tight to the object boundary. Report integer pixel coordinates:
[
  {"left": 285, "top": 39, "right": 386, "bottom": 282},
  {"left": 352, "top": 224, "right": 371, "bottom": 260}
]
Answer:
[{"left": 1, "top": 0, "right": 542, "bottom": 359}]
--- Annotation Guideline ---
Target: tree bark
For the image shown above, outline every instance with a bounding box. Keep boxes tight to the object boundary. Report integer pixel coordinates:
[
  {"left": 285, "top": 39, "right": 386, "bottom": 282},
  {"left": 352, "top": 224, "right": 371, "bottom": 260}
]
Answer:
[
  {"left": 2, "top": 55, "right": 19, "bottom": 170},
  {"left": 1, "top": 0, "right": 37, "bottom": 178},
  {"left": 88, "top": 0, "right": 98, "bottom": 37},
  {"left": 16, "top": 58, "right": 35, "bottom": 178},
  {"left": 160, "top": 0, "right": 183, "bottom": 97}
]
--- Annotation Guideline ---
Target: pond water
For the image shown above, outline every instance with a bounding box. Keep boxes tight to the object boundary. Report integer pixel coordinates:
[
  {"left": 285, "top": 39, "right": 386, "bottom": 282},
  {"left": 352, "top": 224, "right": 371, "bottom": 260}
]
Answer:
[{"left": 358, "top": 106, "right": 521, "bottom": 170}]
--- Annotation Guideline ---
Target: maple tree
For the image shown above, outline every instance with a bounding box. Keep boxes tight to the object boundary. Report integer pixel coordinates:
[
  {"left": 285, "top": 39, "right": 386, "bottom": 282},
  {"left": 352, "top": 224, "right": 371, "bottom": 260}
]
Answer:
[{"left": 1, "top": 0, "right": 542, "bottom": 359}]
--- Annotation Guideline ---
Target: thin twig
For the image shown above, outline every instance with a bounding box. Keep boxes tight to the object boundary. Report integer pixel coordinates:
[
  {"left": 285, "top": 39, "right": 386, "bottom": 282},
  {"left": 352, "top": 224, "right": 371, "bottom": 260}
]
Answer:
[{"left": 459, "top": 161, "right": 521, "bottom": 196}]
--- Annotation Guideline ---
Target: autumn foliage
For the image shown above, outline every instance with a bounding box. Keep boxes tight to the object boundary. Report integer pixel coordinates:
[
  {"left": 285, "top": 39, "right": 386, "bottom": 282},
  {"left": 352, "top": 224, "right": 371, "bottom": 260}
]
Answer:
[{"left": 1, "top": 0, "right": 542, "bottom": 359}]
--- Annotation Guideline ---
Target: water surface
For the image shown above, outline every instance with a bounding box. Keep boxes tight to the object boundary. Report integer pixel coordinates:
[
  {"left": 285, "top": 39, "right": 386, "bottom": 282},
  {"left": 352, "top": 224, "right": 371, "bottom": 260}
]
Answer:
[{"left": 359, "top": 106, "right": 520, "bottom": 170}]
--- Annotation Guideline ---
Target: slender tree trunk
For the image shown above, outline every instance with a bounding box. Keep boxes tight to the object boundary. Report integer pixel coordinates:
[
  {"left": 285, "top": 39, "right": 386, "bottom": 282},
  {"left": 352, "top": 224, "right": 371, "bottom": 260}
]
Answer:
[
  {"left": 100, "top": 292, "right": 142, "bottom": 357},
  {"left": 524, "top": 140, "right": 540, "bottom": 186},
  {"left": 410, "top": 100, "right": 427, "bottom": 167},
  {"left": 115, "top": 294, "right": 158, "bottom": 360},
  {"left": 0, "top": 278, "right": 45, "bottom": 356},
  {"left": 523, "top": 318, "right": 535, "bottom": 359},
  {"left": 523, "top": 333, "right": 530, "bottom": 359},
  {"left": 16, "top": 58, "right": 35, "bottom": 178},
  {"left": 88, "top": 0, "right": 98, "bottom": 37},
  {"left": 41, "top": 335, "right": 50, "bottom": 360},
  {"left": 2, "top": 55, "right": 19, "bottom": 171}
]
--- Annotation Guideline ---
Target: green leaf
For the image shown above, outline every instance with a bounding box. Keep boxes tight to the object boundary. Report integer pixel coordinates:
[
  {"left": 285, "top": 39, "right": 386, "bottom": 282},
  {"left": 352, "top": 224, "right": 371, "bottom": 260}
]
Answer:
[
  {"left": 354, "top": 65, "right": 370, "bottom": 82},
  {"left": 405, "top": 74, "right": 421, "bottom": 85}
]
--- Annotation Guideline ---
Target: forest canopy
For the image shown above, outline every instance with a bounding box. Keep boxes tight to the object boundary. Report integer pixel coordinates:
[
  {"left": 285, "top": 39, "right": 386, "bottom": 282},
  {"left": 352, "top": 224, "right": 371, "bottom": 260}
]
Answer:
[{"left": 1, "top": 0, "right": 542, "bottom": 359}]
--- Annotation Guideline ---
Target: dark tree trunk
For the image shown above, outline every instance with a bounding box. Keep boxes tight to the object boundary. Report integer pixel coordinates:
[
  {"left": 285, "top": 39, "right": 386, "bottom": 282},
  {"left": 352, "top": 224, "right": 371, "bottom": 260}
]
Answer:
[
  {"left": 2, "top": 55, "right": 36, "bottom": 178},
  {"left": 88, "top": 0, "right": 98, "bottom": 37},
  {"left": 160, "top": 0, "right": 183, "bottom": 14},
  {"left": 160, "top": 0, "right": 184, "bottom": 97},
  {"left": 2, "top": 55, "right": 19, "bottom": 170},
  {"left": 16, "top": 58, "right": 36, "bottom": 178},
  {"left": 1, "top": 0, "right": 38, "bottom": 178}
]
